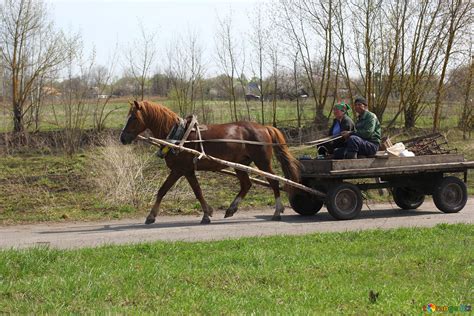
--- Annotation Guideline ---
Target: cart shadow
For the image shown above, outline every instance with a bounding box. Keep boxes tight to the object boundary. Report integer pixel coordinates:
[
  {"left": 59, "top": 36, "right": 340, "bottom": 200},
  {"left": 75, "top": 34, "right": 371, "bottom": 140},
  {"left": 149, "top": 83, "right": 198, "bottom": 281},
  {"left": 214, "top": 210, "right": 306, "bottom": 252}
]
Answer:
[{"left": 279, "top": 208, "right": 441, "bottom": 222}]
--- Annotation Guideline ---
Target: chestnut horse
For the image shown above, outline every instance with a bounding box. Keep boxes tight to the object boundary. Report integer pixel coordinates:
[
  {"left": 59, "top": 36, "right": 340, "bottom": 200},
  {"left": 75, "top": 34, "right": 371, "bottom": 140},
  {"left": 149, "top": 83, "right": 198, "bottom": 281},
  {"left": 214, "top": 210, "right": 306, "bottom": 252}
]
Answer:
[{"left": 120, "top": 100, "right": 300, "bottom": 224}]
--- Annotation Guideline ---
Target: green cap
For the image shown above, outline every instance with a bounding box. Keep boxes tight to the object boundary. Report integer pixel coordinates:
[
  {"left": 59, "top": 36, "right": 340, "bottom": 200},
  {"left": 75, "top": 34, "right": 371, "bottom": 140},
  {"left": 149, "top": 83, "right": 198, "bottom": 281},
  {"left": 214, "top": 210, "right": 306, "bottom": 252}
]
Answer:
[{"left": 334, "top": 101, "right": 351, "bottom": 114}]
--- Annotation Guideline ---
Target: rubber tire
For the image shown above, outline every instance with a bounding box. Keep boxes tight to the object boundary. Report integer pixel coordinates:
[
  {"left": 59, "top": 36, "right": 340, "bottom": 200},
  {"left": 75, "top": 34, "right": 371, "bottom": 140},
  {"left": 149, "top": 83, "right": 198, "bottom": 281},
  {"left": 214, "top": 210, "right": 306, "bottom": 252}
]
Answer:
[
  {"left": 289, "top": 191, "right": 324, "bottom": 216},
  {"left": 326, "top": 183, "right": 363, "bottom": 220},
  {"left": 433, "top": 176, "right": 467, "bottom": 213},
  {"left": 392, "top": 187, "right": 425, "bottom": 210}
]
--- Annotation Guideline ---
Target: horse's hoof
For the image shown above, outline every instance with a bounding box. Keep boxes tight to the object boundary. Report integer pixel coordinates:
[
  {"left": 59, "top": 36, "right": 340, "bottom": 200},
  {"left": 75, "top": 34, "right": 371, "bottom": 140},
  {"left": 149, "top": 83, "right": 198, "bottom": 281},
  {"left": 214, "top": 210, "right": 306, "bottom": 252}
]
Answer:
[
  {"left": 224, "top": 210, "right": 234, "bottom": 218},
  {"left": 201, "top": 217, "right": 211, "bottom": 224},
  {"left": 272, "top": 215, "right": 282, "bottom": 221},
  {"left": 145, "top": 217, "right": 156, "bottom": 225}
]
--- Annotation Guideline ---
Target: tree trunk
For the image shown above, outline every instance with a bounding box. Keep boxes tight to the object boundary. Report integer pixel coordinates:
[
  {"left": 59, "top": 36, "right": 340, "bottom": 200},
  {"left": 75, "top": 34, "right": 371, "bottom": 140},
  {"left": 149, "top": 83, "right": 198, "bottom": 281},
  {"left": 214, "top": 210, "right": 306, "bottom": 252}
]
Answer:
[{"left": 13, "top": 103, "right": 23, "bottom": 133}]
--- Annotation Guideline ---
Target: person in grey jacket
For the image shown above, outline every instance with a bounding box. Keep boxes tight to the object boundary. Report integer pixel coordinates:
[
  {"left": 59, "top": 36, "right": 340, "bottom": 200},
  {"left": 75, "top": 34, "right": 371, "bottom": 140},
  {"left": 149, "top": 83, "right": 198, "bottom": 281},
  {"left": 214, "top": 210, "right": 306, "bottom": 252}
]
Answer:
[{"left": 318, "top": 101, "right": 355, "bottom": 155}]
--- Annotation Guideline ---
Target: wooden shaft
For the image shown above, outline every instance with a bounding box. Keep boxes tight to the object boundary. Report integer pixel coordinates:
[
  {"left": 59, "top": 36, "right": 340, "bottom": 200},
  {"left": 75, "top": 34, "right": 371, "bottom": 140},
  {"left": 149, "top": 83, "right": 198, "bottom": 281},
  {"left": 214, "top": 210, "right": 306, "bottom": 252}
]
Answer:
[
  {"left": 305, "top": 134, "right": 343, "bottom": 145},
  {"left": 138, "top": 135, "right": 326, "bottom": 198},
  {"left": 217, "top": 169, "right": 286, "bottom": 191}
]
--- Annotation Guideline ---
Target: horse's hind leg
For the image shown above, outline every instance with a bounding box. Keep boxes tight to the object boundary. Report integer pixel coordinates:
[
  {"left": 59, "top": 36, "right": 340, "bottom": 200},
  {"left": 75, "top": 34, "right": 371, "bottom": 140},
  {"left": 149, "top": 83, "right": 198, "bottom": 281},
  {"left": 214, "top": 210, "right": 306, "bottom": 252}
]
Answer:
[
  {"left": 225, "top": 169, "right": 252, "bottom": 218},
  {"left": 146, "top": 170, "right": 182, "bottom": 225},
  {"left": 185, "top": 171, "right": 214, "bottom": 224},
  {"left": 253, "top": 160, "right": 284, "bottom": 221}
]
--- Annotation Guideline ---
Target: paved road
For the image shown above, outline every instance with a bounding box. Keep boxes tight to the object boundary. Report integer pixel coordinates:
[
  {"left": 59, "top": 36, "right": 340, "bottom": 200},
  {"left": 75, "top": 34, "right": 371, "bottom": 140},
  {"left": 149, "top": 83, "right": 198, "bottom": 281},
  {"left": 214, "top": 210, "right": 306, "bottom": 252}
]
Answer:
[{"left": 1, "top": 199, "right": 472, "bottom": 249}]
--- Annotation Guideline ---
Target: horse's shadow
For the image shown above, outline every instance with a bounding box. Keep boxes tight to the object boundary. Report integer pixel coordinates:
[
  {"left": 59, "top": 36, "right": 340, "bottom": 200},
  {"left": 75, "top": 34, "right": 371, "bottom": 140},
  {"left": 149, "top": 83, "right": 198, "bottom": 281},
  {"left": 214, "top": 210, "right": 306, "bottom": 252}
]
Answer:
[
  {"left": 39, "top": 216, "right": 275, "bottom": 235},
  {"left": 39, "top": 207, "right": 440, "bottom": 235}
]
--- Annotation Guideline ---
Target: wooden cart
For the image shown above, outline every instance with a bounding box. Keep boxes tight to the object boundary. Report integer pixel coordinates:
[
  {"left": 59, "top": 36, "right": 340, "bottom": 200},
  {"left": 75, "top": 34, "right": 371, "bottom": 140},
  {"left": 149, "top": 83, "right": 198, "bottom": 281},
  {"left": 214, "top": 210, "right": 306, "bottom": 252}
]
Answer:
[{"left": 289, "top": 154, "right": 474, "bottom": 220}]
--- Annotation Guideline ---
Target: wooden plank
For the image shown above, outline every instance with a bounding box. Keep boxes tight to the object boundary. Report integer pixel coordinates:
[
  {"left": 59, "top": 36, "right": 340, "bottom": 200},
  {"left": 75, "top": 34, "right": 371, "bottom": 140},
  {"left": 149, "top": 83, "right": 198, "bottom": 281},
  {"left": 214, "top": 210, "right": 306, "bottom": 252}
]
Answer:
[
  {"left": 137, "top": 135, "right": 326, "bottom": 198},
  {"left": 329, "top": 161, "right": 474, "bottom": 176},
  {"left": 300, "top": 154, "right": 465, "bottom": 174}
]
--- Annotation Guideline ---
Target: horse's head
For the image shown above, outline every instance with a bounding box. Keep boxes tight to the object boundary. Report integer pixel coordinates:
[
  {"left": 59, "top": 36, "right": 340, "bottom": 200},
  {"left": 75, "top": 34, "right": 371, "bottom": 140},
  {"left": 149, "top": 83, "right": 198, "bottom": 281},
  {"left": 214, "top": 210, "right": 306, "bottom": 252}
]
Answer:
[{"left": 120, "top": 100, "right": 147, "bottom": 144}]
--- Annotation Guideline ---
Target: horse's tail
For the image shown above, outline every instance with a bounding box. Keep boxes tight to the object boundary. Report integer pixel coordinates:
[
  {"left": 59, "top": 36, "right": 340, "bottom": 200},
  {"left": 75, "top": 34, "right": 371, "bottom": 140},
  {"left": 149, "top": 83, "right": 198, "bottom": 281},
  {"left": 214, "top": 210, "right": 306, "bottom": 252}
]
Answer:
[{"left": 266, "top": 126, "right": 301, "bottom": 193}]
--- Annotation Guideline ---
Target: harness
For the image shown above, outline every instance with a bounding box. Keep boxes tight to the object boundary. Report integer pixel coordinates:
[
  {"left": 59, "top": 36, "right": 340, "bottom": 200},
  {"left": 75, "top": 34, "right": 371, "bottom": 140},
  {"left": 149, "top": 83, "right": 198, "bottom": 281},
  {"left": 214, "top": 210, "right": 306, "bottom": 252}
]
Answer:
[{"left": 157, "top": 115, "right": 206, "bottom": 159}]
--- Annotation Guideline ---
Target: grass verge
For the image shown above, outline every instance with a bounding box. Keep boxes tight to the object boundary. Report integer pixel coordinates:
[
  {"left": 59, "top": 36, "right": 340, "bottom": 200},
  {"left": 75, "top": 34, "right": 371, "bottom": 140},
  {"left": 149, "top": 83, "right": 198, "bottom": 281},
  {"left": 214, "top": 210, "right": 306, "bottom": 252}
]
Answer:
[{"left": 0, "top": 224, "right": 472, "bottom": 314}]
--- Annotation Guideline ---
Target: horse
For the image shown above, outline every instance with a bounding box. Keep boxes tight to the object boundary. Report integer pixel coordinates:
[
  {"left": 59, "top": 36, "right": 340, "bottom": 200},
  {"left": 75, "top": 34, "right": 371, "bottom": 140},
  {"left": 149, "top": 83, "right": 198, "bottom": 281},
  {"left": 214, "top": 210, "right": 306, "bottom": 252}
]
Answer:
[{"left": 120, "top": 100, "right": 300, "bottom": 224}]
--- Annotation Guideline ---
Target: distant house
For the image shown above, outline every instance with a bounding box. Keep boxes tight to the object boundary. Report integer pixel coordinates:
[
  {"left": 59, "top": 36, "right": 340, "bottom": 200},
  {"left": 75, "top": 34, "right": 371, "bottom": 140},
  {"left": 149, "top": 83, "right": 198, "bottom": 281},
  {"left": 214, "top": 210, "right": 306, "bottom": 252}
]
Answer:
[
  {"left": 245, "top": 82, "right": 262, "bottom": 101},
  {"left": 245, "top": 93, "right": 260, "bottom": 101},
  {"left": 42, "top": 86, "right": 61, "bottom": 96}
]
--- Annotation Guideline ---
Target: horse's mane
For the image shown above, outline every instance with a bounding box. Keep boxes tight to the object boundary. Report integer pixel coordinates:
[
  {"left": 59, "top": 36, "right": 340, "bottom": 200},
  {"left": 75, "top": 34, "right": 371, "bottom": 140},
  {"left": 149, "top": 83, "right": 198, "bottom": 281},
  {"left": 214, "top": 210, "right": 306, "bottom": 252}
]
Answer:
[{"left": 141, "top": 101, "right": 180, "bottom": 138}]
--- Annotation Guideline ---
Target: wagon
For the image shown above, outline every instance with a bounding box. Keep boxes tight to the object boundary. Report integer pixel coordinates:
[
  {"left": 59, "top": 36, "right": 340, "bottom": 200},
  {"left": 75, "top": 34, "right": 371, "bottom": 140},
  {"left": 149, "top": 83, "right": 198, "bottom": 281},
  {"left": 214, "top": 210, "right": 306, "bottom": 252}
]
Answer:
[{"left": 289, "top": 154, "right": 474, "bottom": 220}]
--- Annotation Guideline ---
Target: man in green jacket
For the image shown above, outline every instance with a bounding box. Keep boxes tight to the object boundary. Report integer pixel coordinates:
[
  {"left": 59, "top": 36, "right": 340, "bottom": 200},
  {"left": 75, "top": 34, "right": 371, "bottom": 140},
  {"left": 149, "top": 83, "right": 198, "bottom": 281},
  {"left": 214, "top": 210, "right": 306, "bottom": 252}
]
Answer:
[{"left": 335, "top": 96, "right": 381, "bottom": 159}]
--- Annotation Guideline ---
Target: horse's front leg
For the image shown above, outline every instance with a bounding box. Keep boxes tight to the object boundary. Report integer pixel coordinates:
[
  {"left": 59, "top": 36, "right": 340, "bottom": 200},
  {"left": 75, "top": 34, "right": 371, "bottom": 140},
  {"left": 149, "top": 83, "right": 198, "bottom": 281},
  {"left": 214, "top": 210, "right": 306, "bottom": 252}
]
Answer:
[
  {"left": 146, "top": 170, "right": 182, "bottom": 224},
  {"left": 225, "top": 170, "right": 252, "bottom": 218},
  {"left": 184, "top": 171, "right": 214, "bottom": 224}
]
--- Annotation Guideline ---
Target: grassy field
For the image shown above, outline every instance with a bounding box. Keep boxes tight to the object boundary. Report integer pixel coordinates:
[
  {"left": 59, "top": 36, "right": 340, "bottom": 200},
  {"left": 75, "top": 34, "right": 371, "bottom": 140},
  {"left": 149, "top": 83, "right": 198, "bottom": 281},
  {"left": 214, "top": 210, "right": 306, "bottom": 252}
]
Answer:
[
  {"left": 0, "top": 224, "right": 472, "bottom": 314},
  {"left": 0, "top": 97, "right": 468, "bottom": 132}
]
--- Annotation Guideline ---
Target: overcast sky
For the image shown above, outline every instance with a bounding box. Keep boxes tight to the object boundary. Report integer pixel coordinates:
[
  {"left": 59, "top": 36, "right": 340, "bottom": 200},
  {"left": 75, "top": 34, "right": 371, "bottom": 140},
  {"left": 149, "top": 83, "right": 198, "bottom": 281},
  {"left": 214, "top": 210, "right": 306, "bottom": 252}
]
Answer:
[{"left": 47, "top": 0, "right": 263, "bottom": 76}]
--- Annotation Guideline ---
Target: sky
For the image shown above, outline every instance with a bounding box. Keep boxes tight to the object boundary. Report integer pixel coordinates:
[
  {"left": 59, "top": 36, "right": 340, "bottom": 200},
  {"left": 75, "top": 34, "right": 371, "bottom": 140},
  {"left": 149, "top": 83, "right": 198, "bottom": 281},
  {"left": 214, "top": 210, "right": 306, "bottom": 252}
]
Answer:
[{"left": 46, "top": 0, "right": 262, "bottom": 76}]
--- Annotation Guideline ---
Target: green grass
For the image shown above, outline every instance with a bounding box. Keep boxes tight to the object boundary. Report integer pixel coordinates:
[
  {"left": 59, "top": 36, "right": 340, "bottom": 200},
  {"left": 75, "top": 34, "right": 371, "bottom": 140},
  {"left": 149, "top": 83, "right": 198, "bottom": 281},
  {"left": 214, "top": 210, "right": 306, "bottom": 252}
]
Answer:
[
  {"left": 0, "top": 99, "right": 318, "bottom": 133},
  {"left": 0, "top": 224, "right": 472, "bottom": 314}
]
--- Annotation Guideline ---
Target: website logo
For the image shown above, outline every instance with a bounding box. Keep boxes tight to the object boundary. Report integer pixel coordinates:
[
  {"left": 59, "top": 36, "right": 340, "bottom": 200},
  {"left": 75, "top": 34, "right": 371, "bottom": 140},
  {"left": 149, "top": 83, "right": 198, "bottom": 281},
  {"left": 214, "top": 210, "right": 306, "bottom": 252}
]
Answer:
[{"left": 422, "top": 304, "right": 471, "bottom": 313}]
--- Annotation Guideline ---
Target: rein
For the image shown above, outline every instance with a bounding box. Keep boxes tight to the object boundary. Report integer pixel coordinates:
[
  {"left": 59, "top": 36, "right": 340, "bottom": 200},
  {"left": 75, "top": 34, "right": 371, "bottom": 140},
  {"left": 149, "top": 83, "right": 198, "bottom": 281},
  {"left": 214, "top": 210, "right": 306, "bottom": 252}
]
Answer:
[
  {"left": 180, "top": 139, "right": 291, "bottom": 146},
  {"left": 155, "top": 113, "right": 324, "bottom": 158}
]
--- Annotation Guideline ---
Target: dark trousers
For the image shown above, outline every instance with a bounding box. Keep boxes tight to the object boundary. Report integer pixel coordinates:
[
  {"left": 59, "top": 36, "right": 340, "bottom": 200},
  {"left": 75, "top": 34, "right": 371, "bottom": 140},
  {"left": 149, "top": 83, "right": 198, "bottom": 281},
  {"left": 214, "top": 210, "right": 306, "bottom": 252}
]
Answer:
[
  {"left": 317, "top": 138, "right": 346, "bottom": 155},
  {"left": 334, "top": 135, "right": 379, "bottom": 159}
]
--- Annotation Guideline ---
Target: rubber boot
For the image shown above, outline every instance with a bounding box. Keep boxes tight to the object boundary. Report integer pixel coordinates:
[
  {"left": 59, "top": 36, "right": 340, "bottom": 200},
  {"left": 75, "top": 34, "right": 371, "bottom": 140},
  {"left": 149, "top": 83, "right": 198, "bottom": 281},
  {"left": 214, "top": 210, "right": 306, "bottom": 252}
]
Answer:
[
  {"left": 345, "top": 151, "right": 358, "bottom": 159},
  {"left": 333, "top": 148, "right": 346, "bottom": 159}
]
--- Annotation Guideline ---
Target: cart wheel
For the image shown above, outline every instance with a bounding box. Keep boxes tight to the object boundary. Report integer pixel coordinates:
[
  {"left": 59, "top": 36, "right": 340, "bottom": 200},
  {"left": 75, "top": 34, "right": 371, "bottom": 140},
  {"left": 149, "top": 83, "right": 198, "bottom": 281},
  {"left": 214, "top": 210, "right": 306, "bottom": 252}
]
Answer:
[
  {"left": 392, "top": 187, "right": 425, "bottom": 210},
  {"left": 326, "top": 183, "right": 362, "bottom": 220},
  {"left": 433, "top": 176, "right": 467, "bottom": 213},
  {"left": 289, "top": 191, "right": 324, "bottom": 216}
]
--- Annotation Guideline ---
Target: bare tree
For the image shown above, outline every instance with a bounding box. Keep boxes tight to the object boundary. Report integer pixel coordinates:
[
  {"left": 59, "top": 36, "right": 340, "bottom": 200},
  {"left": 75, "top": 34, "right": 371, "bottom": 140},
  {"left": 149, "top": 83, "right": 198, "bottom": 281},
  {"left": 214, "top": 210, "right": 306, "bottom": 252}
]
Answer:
[
  {"left": 292, "top": 50, "right": 303, "bottom": 129},
  {"left": 268, "top": 39, "right": 280, "bottom": 127},
  {"left": 458, "top": 52, "right": 473, "bottom": 139},
  {"left": 215, "top": 11, "right": 239, "bottom": 121},
  {"left": 350, "top": 0, "right": 383, "bottom": 109},
  {"left": 249, "top": 3, "right": 270, "bottom": 124},
  {"left": 124, "top": 22, "right": 157, "bottom": 101},
  {"left": 52, "top": 43, "right": 94, "bottom": 155},
  {"left": 386, "top": 0, "right": 447, "bottom": 129},
  {"left": 276, "top": 0, "right": 336, "bottom": 127},
  {"left": 333, "top": 0, "right": 353, "bottom": 102},
  {"left": 166, "top": 30, "right": 205, "bottom": 117},
  {"left": 301, "top": 0, "right": 336, "bottom": 122},
  {"left": 432, "top": 0, "right": 472, "bottom": 130},
  {"left": 0, "top": 0, "right": 75, "bottom": 134},
  {"left": 347, "top": 0, "right": 407, "bottom": 122},
  {"left": 90, "top": 61, "right": 119, "bottom": 132},
  {"left": 372, "top": 0, "right": 407, "bottom": 122}
]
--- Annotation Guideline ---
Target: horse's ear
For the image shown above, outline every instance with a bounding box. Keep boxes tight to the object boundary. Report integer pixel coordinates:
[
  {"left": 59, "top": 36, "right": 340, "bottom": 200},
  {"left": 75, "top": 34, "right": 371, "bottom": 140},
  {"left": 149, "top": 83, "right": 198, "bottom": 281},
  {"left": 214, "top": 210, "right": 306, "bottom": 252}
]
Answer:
[{"left": 133, "top": 100, "right": 142, "bottom": 110}]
